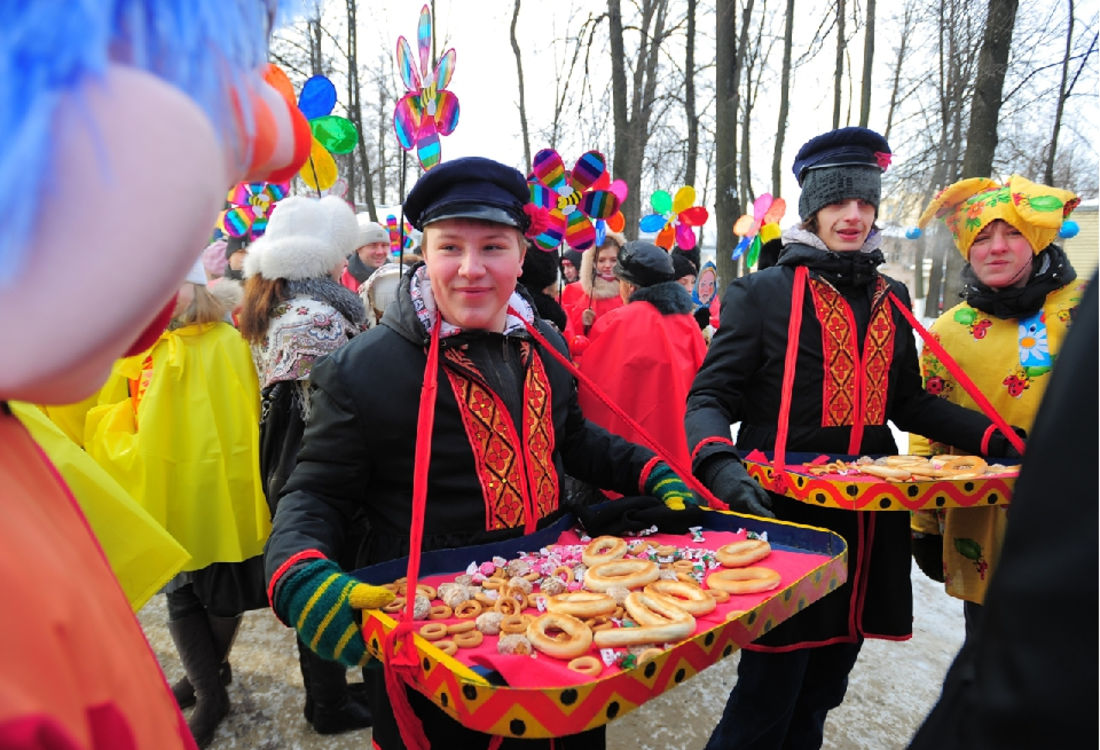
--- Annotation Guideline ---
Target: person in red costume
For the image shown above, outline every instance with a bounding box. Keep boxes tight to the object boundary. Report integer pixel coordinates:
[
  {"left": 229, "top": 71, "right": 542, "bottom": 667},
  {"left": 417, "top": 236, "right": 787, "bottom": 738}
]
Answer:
[
  {"left": 561, "top": 235, "right": 626, "bottom": 356},
  {"left": 578, "top": 241, "right": 707, "bottom": 473},
  {"left": 0, "top": 2, "right": 311, "bottom": 748}
]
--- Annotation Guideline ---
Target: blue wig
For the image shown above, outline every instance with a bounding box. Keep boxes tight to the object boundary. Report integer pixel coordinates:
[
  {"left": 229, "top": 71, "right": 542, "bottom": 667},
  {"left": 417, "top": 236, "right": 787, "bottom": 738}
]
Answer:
[{"left": 0, "top": 0, "right": 301, "bottom": 286}]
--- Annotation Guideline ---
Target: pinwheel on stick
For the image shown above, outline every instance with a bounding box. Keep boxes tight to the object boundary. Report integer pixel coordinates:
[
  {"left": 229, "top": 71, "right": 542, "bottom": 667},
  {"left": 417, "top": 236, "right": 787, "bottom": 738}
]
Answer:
[
  {"left": 640, "top": 186, "right": 709, "bottom": 250},
  {"left": 526, "top": 149, "right": 621, "bottom": 251},
  {"left": 218, "top": 181, "right": 290, "bottom": 239},
  {"left": 393, "top": 4, "right": 460, "bottom": 171},
  {"left": 296, "top": 75, "right": 359, "bottom": 193},
  {"left": 732, "top": 193, "right": 786, "bottom": 268}
]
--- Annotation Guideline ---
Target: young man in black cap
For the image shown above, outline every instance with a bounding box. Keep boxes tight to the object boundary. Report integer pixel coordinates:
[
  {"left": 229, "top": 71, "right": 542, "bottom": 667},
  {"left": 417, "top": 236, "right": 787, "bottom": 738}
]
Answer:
[
  {"left": 264, "top": 156, "right": 699, "bottom": 749},
  {"left": 685, "top": 127, "right": 1023, "bottom": 750}
]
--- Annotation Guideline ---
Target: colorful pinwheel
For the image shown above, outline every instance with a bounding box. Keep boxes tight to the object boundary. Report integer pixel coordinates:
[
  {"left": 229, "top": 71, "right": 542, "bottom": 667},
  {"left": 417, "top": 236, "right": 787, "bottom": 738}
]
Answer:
[
  {"left": 218, "top": 181, "right": 290, "bottom": 239},
  {"left": 296, "top": 75, "right": 359, "bottom": 191},
  {"left": 527, "top": 149, "right": 621, "bottom": 251},
  {"left": 732, "top": 193, "right": 786, "bottom": 267},
  {"left": 639, "top": 186, "right": 709, "bottom": 250},
  {"left": 387, "top": 214, "right": 417, "bottom": 255},
  {"left": 590, "top": 171, "right": 628, "bottom": 246},
  {"left": 393, "top": 5, "right": 460, "bottom": 171}
]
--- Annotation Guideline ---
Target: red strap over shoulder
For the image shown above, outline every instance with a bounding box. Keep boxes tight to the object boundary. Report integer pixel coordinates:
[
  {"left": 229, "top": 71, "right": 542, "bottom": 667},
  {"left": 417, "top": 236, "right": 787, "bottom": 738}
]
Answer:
[
  {"left": 887, "top": 292, "right": 1025, "bottom": 455},
  {"left": 772, "top": 267, "right": 809, "bottom": 491}
]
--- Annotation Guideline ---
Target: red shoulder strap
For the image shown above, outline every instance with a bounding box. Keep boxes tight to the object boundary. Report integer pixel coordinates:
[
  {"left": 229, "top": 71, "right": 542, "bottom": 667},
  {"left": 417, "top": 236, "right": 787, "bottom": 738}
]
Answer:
[
  {"left": 772, "top": 266, "right": 808, "bottom": 491},
  {"left": 887, "top": 292, "right": 1025, "bottom": 455}
]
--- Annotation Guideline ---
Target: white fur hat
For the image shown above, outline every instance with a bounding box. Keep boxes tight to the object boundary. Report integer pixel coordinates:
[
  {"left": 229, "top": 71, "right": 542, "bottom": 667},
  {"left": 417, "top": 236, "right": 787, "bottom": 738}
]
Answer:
[
  {"left": 357, "top": 214, "right": 389, "bottom": 247},
  {"left": 244, "top": 195, "right": 357, "bottom": 281}
]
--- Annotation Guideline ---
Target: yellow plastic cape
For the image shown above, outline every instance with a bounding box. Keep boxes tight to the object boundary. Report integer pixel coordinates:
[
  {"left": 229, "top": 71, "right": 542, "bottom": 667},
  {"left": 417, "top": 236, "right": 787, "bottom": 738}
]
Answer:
[
  {"left": 85, "top": 322, "right": 270, "bottom": 572},
  {"left": 9, "top": 401, "right": 190, "bottom": 611}
]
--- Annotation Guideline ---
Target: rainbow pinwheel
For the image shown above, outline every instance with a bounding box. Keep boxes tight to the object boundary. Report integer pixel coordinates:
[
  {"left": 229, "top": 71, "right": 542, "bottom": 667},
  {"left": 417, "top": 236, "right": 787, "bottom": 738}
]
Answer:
[
  {"left": 387, "top": 214, "right": 416, "bottom": 255},
  {"left": 393, "top": 5, "right": 460, "bottom": 171},
  {"left": 527, "top": 149, "right": 621, "bottom": 251},
  {"left": 297, "top": 75, "right": 359, "bottom": 191},
  {"left": 218, "top": 181, "right": 290, "bottom": 239},
  {"left": 732, "top": 193, "right": 786, "bottom": 266},
  {"left": 639, "top": 186, "right": 709, "bottom": 250},
  {"left": 590, "top": 171, "right": 628, "bottom": 246}
]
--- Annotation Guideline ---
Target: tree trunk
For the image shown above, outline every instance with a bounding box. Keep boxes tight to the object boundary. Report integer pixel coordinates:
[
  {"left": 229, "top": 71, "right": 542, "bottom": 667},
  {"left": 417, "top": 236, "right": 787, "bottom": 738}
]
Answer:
[
  {"left": 685, "top": 0, "right": 699, "bottom": 187},
  {"left": 960, "top": 0, "right": 1018, "bottom": 179},
  {"left": 832, "top": 0, "right": 846, "bottom": 129},
  {"left": 510, "top": 0, "right": 532, "bottom": 170},
  {"left": 948, "top": 0, "right": 1019, "bottom": 305},
  {"left": 883, "top": 5, "right": 912, "bottom": 141},
  {"left": 715, "top": 0, "right": 741, "bottom": 286},
  {"left": 772, "top": 0, "right": 796, "bottom": 197},
  {"left": 608, "top": 0, "right": 668, "bottom": 233},
  {"left": 859, "top": 0, "right": 876, "bottom": 128},
  {"left": 346, "top": 0, "right": 378, "bottom": 218},
  {"left": 1045, "top": 0, "right": 1075, "bottom": 185},
  {"left": 738, "top": 2, "right": 758, "bottom": 219}
]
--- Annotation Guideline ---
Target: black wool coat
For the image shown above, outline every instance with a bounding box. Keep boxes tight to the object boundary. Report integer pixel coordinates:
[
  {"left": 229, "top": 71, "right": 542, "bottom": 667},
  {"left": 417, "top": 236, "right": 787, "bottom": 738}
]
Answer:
[
  {"left": 265, "top": 266, "right": 656, "bottom": 580},
  {"left": 686, "top": 242, "right": 999, "bottom": 648}
]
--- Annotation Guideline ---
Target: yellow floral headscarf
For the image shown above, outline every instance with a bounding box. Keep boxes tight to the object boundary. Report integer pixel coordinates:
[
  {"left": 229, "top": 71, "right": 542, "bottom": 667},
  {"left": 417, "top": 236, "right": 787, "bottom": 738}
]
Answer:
[{"left": 917, "top": 175, "right": 1079, "bottom": 260}]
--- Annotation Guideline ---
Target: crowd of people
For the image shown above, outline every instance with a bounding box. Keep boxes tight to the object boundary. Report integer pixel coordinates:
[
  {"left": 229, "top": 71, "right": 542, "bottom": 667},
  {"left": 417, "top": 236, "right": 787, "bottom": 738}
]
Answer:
[{"left": 3, "top": 54, "right": 1094, "bottom": 748}]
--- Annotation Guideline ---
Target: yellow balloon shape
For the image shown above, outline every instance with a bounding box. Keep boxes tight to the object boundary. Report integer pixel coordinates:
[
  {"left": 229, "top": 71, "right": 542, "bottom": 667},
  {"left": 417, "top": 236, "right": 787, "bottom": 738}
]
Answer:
[
  {"left": 300, "top": 137, "right": 338, "bottom": 191},
  {"left": 672, "top": 185, "right": 697, "bottom": 215}
]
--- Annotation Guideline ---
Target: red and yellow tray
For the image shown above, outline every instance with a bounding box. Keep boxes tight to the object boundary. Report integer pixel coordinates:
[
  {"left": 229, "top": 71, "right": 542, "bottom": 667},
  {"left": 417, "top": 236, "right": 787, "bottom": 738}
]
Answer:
[
  {"left": 354, "top": 507, "right": 846, "bottom": 738},
  {"left": 742, "top": 450, "right": 1020, "bottom": 511}
]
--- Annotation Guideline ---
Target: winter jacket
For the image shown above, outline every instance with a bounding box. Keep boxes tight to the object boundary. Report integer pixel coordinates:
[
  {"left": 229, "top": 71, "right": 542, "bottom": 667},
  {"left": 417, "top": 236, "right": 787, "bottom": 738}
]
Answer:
[
  {"left": 264, "top": 263, "right": 657, "bottom": 575},
  {"left": 579, "top": 281, "right": 706, "bottom": 472},
  {"left": 686, "top": 235, "right": 1004, "bottom": 649},
  {"left": 911, "top": 249, "right": 1084, "bottom": 603}
]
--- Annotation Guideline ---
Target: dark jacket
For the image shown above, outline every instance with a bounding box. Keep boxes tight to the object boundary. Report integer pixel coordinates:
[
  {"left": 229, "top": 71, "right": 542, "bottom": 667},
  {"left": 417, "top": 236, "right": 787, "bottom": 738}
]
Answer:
[
  {"left": 686, "top": 240, "right": 1000, "bottom": 648},
  {"left": 265, "top": 263, "right": 656, "bottom": 577}
]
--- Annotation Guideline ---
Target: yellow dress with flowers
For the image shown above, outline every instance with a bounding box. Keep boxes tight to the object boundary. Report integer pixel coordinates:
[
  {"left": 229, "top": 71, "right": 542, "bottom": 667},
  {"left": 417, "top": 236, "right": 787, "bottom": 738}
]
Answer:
[
  {"left": 84, "top": 322, "right": 270, "bottom": 572},
  {"left": 911, "top": 279, "right": 1086, "bottom": 602}
]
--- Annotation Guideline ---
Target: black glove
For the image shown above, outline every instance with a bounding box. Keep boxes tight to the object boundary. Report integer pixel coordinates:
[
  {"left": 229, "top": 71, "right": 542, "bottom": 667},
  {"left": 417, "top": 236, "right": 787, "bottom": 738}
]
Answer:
[
  {"left": 693, "top": 306, "right": 710, "bottom": 330},
  {"left": 911, "top": 532, "right": 945, "bottom": 583},
  {"left": 576, "top": 495, "right": 706, "bottom": 537},
  {"left": 985, "top": 426, "right": 1027, "bottom": 458},
  {"left": 700, "top": 457, "right": 774, "bottom": 518}
]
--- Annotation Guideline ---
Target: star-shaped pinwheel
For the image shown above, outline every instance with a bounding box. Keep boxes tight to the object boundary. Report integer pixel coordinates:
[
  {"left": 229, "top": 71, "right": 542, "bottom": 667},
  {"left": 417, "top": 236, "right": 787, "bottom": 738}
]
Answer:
[
  {"left": 527, "top": 149, "right": 621, "bottom": 251},
  {"left": 393, "top": 5, "right": 460, "bottom": 171}
]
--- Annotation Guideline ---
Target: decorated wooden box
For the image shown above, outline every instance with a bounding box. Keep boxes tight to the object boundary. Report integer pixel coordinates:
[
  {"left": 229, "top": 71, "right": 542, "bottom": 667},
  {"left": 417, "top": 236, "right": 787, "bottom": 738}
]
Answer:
[
  {"left": 742, "top": 450, "right": 1021, "bottom": 511},
  {"left": 353, "top": 507, "right": 846, "bottom": 739}
]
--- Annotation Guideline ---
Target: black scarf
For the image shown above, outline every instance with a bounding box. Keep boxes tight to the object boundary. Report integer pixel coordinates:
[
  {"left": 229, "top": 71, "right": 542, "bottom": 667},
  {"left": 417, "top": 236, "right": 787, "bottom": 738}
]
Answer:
[
  {"left": 778, "top": 243, "right": 885, "bottom": 289},
  {"left": 960, "top": 244, "right": 1077, "bottom": 319},
  {"left": 345, "top": 252, "right": 376, "bottom": 285},
  {"left": 284, "top": 277, "right": 367, "bottom": 327}
]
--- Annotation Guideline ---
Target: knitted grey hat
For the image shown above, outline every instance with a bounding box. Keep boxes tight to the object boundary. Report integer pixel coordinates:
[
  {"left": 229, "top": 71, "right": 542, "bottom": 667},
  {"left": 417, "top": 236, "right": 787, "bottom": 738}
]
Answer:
[{"left": 792, "top": 127, "right": 891, "bottom": 219}]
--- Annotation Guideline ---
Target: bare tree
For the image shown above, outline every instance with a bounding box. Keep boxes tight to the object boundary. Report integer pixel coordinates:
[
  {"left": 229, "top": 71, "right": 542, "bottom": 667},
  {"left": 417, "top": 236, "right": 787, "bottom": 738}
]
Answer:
[
  {"left": 715, "top": 0, "right": 742, "bottom": 286},
  {"left": 859, "top": 0, "right": 876, "bottom": 127},
  {"left": 833, "top": 0, "right": 846, "bottom": 128},
  {"left": 772, "top": 0, "right": 796, "bottom": 197},
  {"left": 608, "top": 0, "right": 672, "bottom": 230},
  {"left": 685, "top": 0, "right": 699, "bottom": 186},
  {"left": 1044, "top": 1, "right": 1097, "bottom": 184},
  {"left": 882, "top": 4, "right": 915, "bottom": 141},
  {"left": 511, "top": 0, "right": 533, "bottom": 169}
]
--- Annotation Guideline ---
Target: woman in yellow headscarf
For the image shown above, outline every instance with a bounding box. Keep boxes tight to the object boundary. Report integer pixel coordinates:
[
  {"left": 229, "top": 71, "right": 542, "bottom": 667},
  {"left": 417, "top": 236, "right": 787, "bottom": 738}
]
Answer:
[{"left": 910, "top": 175, "right": 1086, "bottom": 638}]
